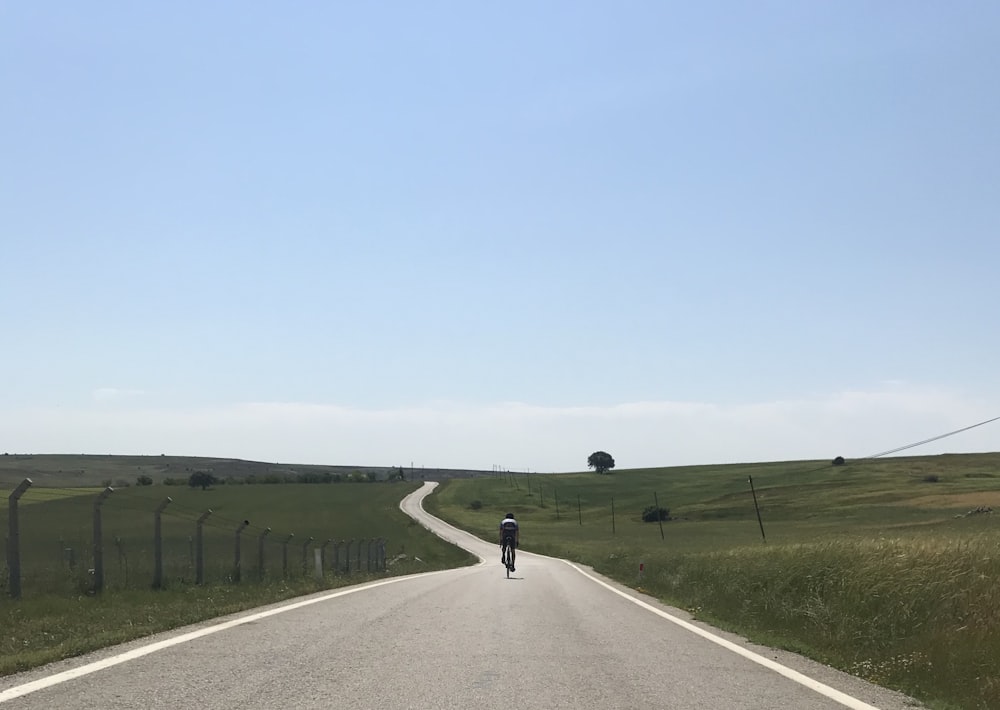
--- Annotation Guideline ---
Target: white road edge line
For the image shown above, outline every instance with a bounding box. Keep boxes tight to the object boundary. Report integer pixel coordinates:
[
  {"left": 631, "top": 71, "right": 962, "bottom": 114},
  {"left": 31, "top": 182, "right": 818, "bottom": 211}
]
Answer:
[
  {"left": 0, "top": 570, "right": 452, "bottom": 704},
  {"left": 561, "top": 560, "right": 881, "bottom": 710}
]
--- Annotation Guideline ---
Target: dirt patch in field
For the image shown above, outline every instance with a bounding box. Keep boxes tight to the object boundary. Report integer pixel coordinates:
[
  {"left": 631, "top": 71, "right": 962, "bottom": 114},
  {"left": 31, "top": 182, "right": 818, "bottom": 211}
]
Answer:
[{"left": 896, "top": 492, "right": 1000, "bottom": 509}]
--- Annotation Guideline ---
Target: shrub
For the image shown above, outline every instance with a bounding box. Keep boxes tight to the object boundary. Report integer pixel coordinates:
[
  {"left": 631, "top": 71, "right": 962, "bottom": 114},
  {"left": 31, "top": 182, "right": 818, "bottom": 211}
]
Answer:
[
  {"left": 642, "top": 506, "right": 670, "bottom": 522},
  {"left": 136, "top": 475, "right": 153, "bottom": 486},
  {"left": 923, "top": 474, "right": 940, "bottom": 483},
  {"left": 470, "top": 500, "right": 483, "bottom": 510}
]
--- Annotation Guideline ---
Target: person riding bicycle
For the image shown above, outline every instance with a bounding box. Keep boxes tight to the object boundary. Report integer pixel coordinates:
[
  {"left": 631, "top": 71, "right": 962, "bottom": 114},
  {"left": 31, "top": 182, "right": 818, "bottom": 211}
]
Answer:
[{"left": 499, "top": 512, "right": 519, "bottom": 572}]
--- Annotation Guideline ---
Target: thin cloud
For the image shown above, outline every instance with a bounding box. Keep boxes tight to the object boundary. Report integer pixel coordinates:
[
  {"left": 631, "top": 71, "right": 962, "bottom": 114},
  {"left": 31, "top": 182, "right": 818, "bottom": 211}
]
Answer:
[
  {"left": 4, "top": 386, "right": 996, "bottom": 472},
  {"left": 92, "top": 388, "right": 149, "bottom": 402}
]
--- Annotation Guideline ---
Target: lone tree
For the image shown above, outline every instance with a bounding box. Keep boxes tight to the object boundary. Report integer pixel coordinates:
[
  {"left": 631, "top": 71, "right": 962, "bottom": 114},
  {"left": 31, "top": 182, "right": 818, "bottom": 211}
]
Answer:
[
  {"left": 587, "top": 451, "right": 616, "bottom": 474},
  {"left": 188, "top": 471, "right": 217, "bottom": 490}
]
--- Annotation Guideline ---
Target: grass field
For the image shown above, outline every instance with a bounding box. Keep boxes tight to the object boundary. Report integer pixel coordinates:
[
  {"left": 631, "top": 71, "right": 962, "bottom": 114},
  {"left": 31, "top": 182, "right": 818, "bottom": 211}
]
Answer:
[
  {"left": 0, "top": 478, "right": 476, "bottom": 676},
  {"left": 424, "top": 453, "right": 1000, "bottom": 710}
]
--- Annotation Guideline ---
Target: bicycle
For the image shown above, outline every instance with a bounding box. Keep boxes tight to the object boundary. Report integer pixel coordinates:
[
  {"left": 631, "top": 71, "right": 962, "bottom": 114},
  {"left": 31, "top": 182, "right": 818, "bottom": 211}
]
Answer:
[{"left": 501, "top": 537, "right": 515, "bottom": 578}]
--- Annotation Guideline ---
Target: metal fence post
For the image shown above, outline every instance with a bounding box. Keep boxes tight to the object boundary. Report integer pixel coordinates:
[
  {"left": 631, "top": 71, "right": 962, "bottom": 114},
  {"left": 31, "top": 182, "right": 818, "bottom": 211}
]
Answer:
[
  {"left": 313, "top": 547, "right": 324, "bottom": 581},
  {"left": 195, "top": 510, "right": 212, "bottom": 585},
  {"left": 7, "top": 478, "right": 32, "bottom": 599},
  {"left": 234, "top": 520, "right": 249, "bottom": 582},
  {"left": 320, "top": 539, "right": 331, "bottom": 574},
  {"left": 301, "top": 536, "right": 314, "bottom": 575},
  {"left": 257, "top": 528, "right": 271, "bottom": 580},
  {"left": 153, "top": 497, "right": 172, "bottom": 589},
  {"left": 92, "top": 487, "right": 114, "bottom": 593},
  {"left": 282, "top": 534, "right": 294, "bottom": 578}
]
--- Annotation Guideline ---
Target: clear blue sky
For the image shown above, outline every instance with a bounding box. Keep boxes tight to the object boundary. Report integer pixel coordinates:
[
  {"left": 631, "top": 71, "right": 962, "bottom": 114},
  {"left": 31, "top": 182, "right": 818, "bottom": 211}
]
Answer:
[{"left": 2, "top": 3, "right": 997, "bottom": 471}]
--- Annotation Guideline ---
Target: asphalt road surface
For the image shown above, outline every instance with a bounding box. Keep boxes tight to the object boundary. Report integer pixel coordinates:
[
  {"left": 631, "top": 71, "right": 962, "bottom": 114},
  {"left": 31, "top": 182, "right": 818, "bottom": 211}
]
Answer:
[{"left": 0, "top": 482, "right": 924, "bottom": 710}]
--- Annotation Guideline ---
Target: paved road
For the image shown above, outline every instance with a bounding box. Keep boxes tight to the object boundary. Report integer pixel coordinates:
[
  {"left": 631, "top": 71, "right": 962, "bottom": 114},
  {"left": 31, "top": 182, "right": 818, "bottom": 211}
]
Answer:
[{"left": 0, "top": 482, "right": 923, "bottom": 709}]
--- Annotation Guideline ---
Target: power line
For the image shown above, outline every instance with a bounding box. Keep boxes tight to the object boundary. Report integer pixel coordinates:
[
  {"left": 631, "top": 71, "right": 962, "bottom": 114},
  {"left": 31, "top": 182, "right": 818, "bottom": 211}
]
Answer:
[{"left": 863, "top": 415, "right": 1000, "bottom": 460}]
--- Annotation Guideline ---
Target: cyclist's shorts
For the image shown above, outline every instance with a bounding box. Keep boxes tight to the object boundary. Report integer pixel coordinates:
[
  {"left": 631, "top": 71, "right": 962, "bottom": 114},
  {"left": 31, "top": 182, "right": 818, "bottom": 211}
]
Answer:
[{"left": 502, "top": 535, "right": 516, "bottom": 549}]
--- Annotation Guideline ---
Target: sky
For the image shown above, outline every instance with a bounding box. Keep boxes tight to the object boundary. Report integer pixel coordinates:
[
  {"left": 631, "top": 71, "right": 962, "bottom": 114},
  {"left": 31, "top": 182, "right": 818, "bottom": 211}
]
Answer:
[{"left": 2, "top": 3, "right": 998, "bottom": 472}]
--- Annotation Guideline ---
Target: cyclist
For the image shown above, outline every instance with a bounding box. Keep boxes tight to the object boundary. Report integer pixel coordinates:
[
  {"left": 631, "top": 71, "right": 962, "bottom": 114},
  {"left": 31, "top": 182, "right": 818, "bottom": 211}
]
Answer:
[{"left": 499, "top": 512, "right": 519, "bottom": 572}]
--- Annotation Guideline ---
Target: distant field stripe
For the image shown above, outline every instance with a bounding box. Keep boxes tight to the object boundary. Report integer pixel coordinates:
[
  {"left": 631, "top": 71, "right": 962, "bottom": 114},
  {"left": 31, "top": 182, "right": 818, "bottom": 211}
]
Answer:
[{"left": 18, "top": 488, "right": 97, "bottom": 504}]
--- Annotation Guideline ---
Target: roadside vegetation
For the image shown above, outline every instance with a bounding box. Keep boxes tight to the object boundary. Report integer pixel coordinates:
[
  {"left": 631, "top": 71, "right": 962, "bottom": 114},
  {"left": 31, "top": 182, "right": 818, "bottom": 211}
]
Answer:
[
  {"left": 425, "top": 453, "right": 1000, "bottom": 710},
  {"left": 0, "top": 477, "right": 475, "bottom": 676}
]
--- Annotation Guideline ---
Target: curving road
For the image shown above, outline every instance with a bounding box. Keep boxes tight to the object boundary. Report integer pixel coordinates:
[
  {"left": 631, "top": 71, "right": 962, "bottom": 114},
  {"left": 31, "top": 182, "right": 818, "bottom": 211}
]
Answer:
[{"left": 0, "top": 482, "right": 923, "bottom": 709}]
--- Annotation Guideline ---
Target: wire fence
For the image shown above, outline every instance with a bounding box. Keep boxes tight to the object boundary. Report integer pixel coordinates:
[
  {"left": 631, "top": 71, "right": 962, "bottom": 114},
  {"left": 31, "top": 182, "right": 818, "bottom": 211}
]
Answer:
[{"left": 4, "top": 480, "right": 388, "bottom": 599}]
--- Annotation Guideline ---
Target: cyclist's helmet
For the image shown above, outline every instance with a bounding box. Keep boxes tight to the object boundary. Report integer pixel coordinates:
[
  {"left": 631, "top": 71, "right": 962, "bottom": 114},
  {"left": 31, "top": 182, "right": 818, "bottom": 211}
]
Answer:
[{"left": 506, "top": 512, "right": 514, "bottom": 518}]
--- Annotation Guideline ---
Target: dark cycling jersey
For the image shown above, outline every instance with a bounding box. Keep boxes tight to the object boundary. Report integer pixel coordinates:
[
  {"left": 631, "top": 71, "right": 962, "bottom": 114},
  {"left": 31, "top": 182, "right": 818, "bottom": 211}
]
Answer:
[{"left": 500, "top": 517, "right": 518, "bottom": 545}]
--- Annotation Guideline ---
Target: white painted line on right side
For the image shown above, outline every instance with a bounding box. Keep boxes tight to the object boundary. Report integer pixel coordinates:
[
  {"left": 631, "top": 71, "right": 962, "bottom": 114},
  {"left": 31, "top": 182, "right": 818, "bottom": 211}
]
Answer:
[{"left": 562, "top": 560, "right": 881, "bottom": 710}]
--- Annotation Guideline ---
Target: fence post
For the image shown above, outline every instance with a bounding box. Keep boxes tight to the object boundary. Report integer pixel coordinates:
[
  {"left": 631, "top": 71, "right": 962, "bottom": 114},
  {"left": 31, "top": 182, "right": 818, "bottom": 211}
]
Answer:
[
  {"left": 366, "top": 539, "right": 374, "bottom": 572},
  {"left": 282, "top": 534, "right": 294, "bottom": 578},
  {"left": 153, "top": 497, "right": 172, "bottom": 589},
  {"left": 195, "top": 510, "right": 212, "bottom": 585},
  {"left": 92, "top": 487, "right": 114, "bottom": 593},
  {"left": 654, "top": 492, "right": 665, "bottom": 541},
  {"left": 311, "top": 547, "right": 322, "bottom": 580},
  {"left": 345, "top": 539, "right": 354, "bottom": 574},
  {"left": 748, "top": 476, "right": 767, "bottom": 543},
  {"left": 332, "top": 539, "right": 341, "bottom": 574},
  {"left": 611, "top": 496, "right": 616, "bottom": 535},
  {"left": 7, "top": 478, "right": 33, "bottom": 599},
  {"left": 257, "top": 528, "right": 271, "bottom": 580},
  {"left": 302, "top": 537, "right": 314, "bottom": 575},
  {"left": 577, "top": 494, "right": 582, "bottom": 526},
  {"left": 380, "top": 539, "right": 387, "bottom": 571},
  {"left": 233, "top": 520, "right": 249, "bottom": 582},
  {"left": 320, "top": 538, "right": 332, "bottom": 574},
  {"left": 356, "top": 538, "right": 364, "bottom": 572}
]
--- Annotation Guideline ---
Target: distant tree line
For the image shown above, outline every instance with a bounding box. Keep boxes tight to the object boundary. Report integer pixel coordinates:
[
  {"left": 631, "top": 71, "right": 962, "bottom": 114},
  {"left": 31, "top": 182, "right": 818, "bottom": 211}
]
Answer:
[{"left": 156, "top": 468, "right": 408, "bottom": 488}]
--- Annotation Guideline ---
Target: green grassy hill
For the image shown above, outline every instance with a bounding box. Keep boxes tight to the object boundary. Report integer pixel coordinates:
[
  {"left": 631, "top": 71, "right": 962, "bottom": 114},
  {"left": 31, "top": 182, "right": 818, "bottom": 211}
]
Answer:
[
  {"left": 427, "top": 453, "right": 1000, "bottom": 549},
  {"left": 0, "top": 453, "right": 487, "bottom": 488}
]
